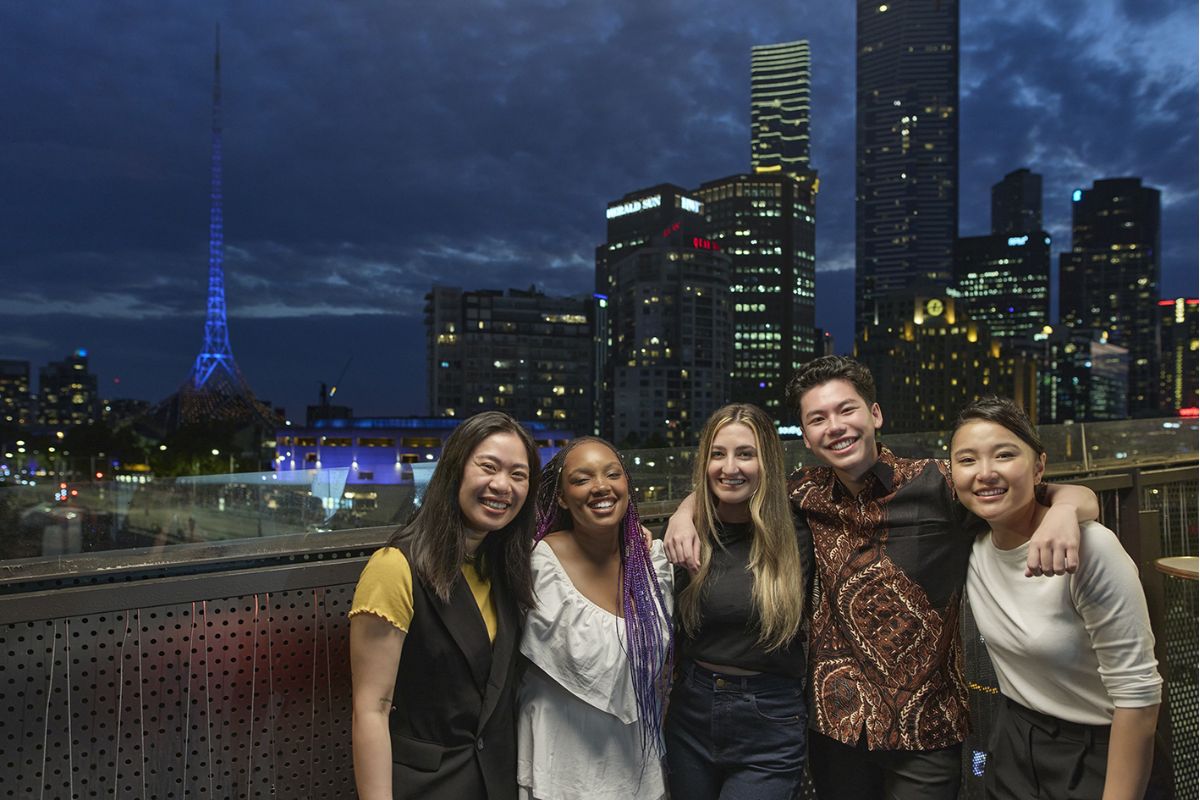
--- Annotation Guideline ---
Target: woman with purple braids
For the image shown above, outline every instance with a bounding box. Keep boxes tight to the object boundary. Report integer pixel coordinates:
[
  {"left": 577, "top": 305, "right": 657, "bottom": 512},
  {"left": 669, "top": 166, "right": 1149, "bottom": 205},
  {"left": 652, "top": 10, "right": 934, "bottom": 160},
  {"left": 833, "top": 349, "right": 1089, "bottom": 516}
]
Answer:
[{"left": 516, "top": 437, "right": 673, "bottom": 800}]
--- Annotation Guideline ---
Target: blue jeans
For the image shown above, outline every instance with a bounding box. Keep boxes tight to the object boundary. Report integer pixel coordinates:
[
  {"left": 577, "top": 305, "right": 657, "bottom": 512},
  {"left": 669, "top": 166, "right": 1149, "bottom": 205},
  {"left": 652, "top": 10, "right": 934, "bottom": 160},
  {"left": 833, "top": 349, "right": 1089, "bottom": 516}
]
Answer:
[{"left": 665, "top": 661, "right": 807, "bottom": 800}]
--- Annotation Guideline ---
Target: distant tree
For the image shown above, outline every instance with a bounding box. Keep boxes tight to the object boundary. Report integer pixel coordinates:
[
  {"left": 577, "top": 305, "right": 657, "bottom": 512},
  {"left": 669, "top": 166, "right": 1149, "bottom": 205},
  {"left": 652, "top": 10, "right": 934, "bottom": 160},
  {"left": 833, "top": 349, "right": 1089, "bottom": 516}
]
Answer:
[
  {"left": 617, "top": 431, "right": 642, "bottom": 449},
  {"left": 62, "top": 421, "right": 150, "bottom": 476},
  {"left": 642, "top": 431, "right": 668, "bottom": 449},
  {"left": 149, "top": 422, "right": 250, "bottom": 476}
]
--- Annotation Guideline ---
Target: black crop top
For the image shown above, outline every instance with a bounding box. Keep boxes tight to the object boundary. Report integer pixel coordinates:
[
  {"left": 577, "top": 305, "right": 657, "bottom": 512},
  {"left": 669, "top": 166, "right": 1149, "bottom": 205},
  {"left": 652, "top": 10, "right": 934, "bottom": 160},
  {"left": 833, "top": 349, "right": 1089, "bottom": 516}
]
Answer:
[{"left": 674, "top": 514, "right": 813, "bottom": 679}]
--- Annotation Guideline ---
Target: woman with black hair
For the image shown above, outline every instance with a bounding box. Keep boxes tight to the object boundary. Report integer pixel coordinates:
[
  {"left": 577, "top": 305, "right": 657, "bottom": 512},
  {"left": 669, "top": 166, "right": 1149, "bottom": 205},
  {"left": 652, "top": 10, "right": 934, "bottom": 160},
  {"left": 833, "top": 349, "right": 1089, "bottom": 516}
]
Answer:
[
  {"left": 951, "top": 398, "right": 1161, "bottom": 800},
  {"left": 350, "top": 411, "right": 540, "bottom": 800}
]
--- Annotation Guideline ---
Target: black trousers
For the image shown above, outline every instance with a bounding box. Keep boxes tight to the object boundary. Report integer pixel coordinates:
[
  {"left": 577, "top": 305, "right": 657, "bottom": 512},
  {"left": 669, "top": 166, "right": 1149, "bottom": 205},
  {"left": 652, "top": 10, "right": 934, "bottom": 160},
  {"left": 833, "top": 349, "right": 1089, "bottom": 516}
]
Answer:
[
  {"left": 808, "top": 730, "right": 962, "bottom": 800},
  {"left": 985, "top": 697, "right": 1109, "bottom": 800}
]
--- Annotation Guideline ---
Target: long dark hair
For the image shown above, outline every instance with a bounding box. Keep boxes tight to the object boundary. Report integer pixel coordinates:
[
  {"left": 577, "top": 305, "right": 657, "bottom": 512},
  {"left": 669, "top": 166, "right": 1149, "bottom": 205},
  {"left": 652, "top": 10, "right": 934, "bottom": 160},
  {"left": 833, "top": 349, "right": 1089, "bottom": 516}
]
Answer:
[
  {"left": 387, "top": 411, "right": 539, "bottom": 612},
  {"left": 534, "top": 437, "right": 673, "bottom": 760}
]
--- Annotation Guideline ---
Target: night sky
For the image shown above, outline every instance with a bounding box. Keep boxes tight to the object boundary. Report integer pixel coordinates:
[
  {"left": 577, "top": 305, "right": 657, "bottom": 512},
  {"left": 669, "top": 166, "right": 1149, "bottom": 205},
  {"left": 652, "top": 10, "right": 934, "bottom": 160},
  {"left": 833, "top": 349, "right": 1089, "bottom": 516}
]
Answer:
[{"left": 2, "top": 0, "right": 1196, "bottom": 418}]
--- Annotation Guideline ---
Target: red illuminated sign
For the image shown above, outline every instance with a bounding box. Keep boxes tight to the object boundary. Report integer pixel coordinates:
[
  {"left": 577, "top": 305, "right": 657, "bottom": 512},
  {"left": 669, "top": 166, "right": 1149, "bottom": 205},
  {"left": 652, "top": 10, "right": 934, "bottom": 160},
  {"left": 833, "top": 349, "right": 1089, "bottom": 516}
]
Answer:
[{"left": 659, "top": 221, "right": 721, "bottom": 251}]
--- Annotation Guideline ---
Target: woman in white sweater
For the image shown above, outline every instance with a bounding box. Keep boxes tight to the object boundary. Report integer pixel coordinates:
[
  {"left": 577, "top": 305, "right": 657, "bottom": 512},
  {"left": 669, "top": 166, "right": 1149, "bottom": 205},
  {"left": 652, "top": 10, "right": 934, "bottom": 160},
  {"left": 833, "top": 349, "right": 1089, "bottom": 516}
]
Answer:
[{"left": 950, "top": 397, "right": 1162, "bottom": 800}]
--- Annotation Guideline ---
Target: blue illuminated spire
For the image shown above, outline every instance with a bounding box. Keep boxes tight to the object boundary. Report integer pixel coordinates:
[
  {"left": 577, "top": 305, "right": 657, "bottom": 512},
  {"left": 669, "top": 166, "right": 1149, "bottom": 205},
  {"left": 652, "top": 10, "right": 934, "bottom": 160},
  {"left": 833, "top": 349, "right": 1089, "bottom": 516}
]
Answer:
[
  {"left": 151, "top": 25, "right": 278, "bottom": 430},
  {"left": 190, "top": 24, "right": 237, "bottom": 390}
]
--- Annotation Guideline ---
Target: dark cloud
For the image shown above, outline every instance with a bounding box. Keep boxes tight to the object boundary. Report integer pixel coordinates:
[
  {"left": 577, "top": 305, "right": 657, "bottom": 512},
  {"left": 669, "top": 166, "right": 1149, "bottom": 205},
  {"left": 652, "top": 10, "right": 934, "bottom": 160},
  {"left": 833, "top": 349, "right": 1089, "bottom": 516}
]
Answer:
[
  {"left": 1, "top": 0, "right": 1194, "bottom": 416},
  {"left": 959, "top": 0, "right": 1197, "bottom": 303}
]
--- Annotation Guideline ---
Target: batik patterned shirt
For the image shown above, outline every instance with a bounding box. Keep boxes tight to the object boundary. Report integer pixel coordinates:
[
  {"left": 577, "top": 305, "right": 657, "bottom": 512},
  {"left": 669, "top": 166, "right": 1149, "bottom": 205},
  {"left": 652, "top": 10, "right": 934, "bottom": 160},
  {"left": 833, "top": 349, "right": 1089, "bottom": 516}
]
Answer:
[{"left": 789, "top": 446, "right": 986, "bottom": 751}]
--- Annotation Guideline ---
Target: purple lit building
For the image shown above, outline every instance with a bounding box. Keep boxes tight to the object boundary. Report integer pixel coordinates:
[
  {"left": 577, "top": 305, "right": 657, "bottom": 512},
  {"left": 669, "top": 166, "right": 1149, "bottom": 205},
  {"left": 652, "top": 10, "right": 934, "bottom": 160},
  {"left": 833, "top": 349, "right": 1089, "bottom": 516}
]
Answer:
[{"left": 274, "top": 416, "right": 572, "bottom": 486}]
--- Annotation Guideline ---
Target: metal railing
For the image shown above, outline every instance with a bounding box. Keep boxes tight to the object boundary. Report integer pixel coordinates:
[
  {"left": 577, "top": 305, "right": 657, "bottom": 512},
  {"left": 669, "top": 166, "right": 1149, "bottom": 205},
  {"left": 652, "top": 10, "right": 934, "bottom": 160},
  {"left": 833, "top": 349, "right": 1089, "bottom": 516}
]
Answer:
[{"left": 0, "top": 417, "right": 1194, "bottom": 799}]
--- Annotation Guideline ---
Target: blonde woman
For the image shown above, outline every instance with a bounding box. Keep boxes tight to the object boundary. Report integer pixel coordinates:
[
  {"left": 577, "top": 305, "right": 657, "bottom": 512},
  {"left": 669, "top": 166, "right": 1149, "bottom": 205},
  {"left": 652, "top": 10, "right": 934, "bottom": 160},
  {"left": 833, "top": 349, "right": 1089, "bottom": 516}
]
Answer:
[{"left": 665, "top": 404, "right": 812, "bottom": 800}]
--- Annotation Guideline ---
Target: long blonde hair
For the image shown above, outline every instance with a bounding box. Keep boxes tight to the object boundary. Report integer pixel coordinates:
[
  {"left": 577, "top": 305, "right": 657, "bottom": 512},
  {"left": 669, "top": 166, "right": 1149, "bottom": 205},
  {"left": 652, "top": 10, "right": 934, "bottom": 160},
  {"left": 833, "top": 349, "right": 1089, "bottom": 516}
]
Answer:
[{"left": 677, "top": 404, "right": 804, "bottom": 651}]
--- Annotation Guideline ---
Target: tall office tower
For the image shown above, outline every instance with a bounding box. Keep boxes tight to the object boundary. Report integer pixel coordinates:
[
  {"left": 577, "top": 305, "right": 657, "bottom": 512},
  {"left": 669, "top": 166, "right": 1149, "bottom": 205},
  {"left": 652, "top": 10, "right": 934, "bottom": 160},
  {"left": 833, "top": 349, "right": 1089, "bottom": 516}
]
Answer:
[
  {"left": 0, "top": 360, "right": 33, "bottom": 427},
  {"left": 855, "top": 0, "right": 959, "bottom": 333},
  {"left": 954, "top": 168, "right": 1049, "bottom": 341},
  {"left": 1032, "top": 329, "right": 1129, "bottom": 423},
  {"left": 695, "top": 170, "right": 819, "bottom": 419},
  {"left": 954, "top": 232, "right": 1050, "bottom": 340},
  {"left": 1059, "top": 178, "right": 1161, "bottom": 414},
  {"left": 596, "top": 184, "right": 707, "bottom": 299},
  {"left": 1158, "top": 297, "right": 1199, "bottom": 413},
  {"left": 857, "top": 293, "right": 1034, "bottom": 433},
  {"left": 37, "top": 350, "right": 99, "bottom": 428},
  {"left": 608, "top": 236, "right": 733, "bottom": 447},
  {"left": 751, "top": 40, "right": 811, "bottom": 173},
  {"left": 595, "top": 184, "right": 706, "bottom": 436},
  {"left": 426, "top": 286, "right": 594, "bottom": 435},
  {"left": 992, "top": 167, "right": 1042, "bottom": 235}
]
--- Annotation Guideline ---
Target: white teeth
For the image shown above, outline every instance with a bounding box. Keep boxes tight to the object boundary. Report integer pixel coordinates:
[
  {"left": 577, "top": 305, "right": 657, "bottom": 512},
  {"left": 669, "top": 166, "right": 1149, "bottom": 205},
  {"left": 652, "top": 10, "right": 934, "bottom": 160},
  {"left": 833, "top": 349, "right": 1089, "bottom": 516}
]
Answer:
[
  {"left": 976, "top": 488, "right": 1006, "bottom": 497},
  {"left": 589, "top": 500, "right": 615, "bottom": 510},
  {"left": 830, "top": 438, "right": 854, "bottom": 451},
  {"left": 481, "top": 499, "right": 510, "bottom": 510},
  {"left": 720, "top": 478, "right": 745, "bottom": 486}
]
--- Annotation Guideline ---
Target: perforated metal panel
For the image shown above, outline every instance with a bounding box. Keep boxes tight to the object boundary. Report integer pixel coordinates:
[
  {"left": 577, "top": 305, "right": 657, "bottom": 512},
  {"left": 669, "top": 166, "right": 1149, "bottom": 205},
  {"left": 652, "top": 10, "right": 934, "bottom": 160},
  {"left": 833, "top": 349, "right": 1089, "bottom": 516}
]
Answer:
[
  {"left": 1, "top": 586, "right": 356, "bottom": 799},
  {"left": 1144, "top": 477, "right": 1199, "bottom": 800}
]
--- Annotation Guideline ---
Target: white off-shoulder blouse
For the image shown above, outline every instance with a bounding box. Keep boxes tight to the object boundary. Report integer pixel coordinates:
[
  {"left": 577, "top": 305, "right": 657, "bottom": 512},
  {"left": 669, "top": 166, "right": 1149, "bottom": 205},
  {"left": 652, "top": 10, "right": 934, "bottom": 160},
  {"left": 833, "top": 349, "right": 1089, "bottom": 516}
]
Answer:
[{"left": 517, "top": 538, "right": 673, "bottom": 800}]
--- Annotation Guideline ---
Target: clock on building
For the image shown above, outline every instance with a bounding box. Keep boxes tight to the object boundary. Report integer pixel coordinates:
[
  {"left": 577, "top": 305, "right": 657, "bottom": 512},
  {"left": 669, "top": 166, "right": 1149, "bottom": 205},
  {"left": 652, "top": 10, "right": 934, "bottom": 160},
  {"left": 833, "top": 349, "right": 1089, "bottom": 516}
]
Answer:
[{"left": 925, "top": 298, "right": 945, "bottom": 317}]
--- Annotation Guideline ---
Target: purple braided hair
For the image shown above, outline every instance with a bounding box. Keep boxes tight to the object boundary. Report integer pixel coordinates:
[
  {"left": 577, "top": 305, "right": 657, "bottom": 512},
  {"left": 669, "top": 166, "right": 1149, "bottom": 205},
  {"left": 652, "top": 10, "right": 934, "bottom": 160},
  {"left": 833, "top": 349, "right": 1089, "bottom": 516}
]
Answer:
[{"left": 533, "top": 438, "right": 674, "bottom": 762}]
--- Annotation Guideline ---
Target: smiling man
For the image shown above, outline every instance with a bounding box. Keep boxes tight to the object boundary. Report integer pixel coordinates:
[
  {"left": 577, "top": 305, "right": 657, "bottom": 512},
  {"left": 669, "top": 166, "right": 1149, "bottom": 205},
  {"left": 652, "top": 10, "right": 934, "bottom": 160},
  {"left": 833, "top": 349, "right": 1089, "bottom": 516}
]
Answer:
[{"left": 665, "top": 355, "right": 1096, "bottom": 799}]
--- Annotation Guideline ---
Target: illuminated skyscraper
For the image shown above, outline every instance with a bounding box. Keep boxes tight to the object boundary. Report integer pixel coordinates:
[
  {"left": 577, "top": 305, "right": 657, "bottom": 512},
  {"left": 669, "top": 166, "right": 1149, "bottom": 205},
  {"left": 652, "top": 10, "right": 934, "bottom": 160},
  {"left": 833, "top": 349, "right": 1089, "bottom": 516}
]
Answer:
[
  {"left": 954, "top": 232, "right": 1050, "bottom": 340},
  {"left": 596, "top": 173, "right": 817, "bottom": 428},
  {"left": 426, "top": 286, "right": 594, "bottom": 435},
  {"left": 855, "top": 0, "right": 959, "bottom": 333},
  {"left": 955, "top": 170, "right": 1050, "bottom": 341},
  {"left": 695, "top": 170, "right": 819, "bottom": 418},
  {"left": 609, "top": 237, "right": 733, "bottom": 447},
  {"left": 1158, "top": 297, "right": 1199, "bottom": 414},
  {"left": 1033, "top": 329, "right": 1129, "bottom": 423},
  {"left": 595, "top": 185, "right": 706, "bottom": 436},
  {"left": 37, "top": 350, "right": 99, "bottom": 428},
  {"left": 595, "top": 184, "right": 706, "bottom": 300},
  {"left": 751, "top": 40, "right": 811, "bottom": 173},
  {"left": 856, "top": 294, "right": 1035, "bottom": 433},
  {"left": 1060, "top": 178, "right": 1161, "bottom": 414},
  {"left": 0, "top": 360, "right": 33, "bottom": 427}
]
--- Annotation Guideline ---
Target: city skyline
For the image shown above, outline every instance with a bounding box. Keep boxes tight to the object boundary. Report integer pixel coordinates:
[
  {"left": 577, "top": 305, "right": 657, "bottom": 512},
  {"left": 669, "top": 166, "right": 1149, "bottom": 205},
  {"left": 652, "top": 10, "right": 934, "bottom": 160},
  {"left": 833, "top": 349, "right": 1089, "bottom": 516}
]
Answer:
[{"left": 2, "top": 0, "right": 1197, "bottom": 418}]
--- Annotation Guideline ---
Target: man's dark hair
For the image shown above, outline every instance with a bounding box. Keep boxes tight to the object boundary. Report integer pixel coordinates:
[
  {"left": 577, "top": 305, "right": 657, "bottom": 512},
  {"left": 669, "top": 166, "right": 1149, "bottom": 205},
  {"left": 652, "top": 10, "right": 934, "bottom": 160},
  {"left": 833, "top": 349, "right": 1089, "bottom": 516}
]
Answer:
[{"left": 785, "top": 355, "right": 877, "bottom": 418}]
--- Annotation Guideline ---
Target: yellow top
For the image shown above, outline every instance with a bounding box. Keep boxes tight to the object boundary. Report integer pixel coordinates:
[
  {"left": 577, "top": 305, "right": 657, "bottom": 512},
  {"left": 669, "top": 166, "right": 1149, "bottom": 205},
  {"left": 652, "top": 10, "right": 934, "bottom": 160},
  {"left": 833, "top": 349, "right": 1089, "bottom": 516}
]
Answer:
[{"left": 349, "top": 546, "right": 498, "bottom": 642}]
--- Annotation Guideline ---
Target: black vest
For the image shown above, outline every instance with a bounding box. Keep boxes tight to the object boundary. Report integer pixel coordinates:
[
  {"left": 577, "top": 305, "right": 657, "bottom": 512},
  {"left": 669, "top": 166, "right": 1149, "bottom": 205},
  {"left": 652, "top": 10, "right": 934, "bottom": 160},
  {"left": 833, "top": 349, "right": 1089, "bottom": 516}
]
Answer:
[{"left": 389, "top": 542, "right": 521, "bottom": 800}]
